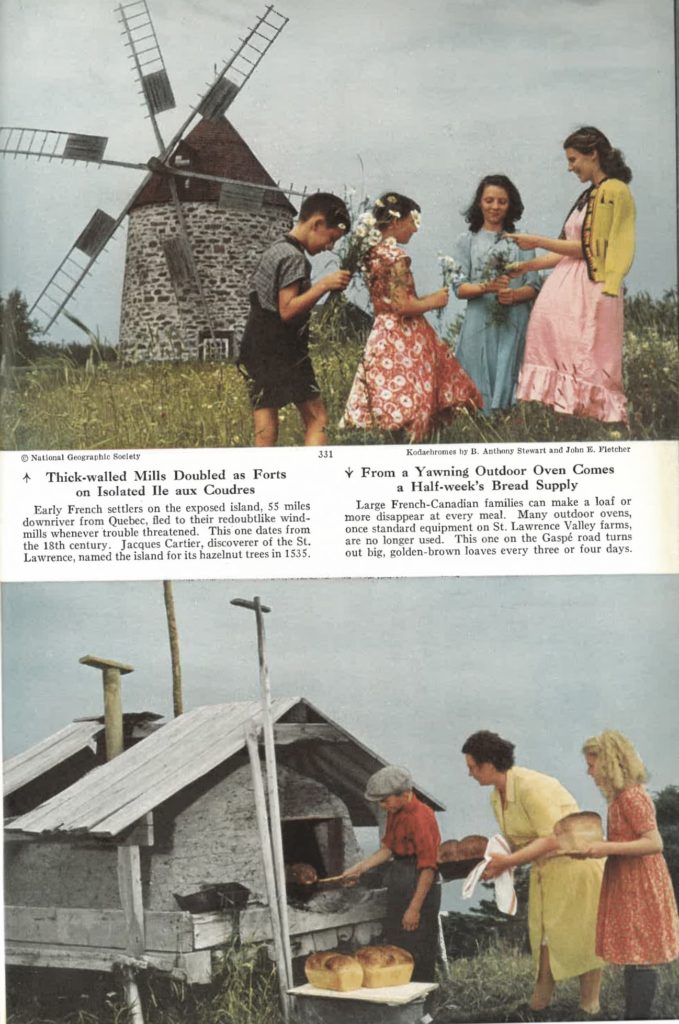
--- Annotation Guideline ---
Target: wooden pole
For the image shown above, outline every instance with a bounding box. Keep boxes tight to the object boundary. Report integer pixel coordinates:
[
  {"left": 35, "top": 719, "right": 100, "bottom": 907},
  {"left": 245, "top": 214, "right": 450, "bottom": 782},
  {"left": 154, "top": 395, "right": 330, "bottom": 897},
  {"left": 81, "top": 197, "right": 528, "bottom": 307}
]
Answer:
[
  {"left": 79, "top": 654, "right": 144, "bottom": 1023},
  {"left": 230, "top": 597, "right": 294, "bottom": 989},
  {"left": 245, "top": 726, "right": 291, "bottom": 1023},
  {"left": 162, "top": 581, "right": 183, "bottom": 717},
  {"left": 80, "top": 654, "right": 133, "bottom": 760}
]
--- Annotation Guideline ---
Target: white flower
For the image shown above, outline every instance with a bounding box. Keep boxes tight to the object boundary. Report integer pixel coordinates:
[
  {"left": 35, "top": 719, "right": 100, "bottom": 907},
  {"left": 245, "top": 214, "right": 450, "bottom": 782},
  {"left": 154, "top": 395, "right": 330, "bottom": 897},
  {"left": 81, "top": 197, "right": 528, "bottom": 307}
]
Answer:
[
  {"left": 354, "top": 226, "right": 367, "bottom": 239},
  {"left": 411, "top": 210, "right": 422, "bottom": 228},
  {"left": 368, "top": 229, "right": 383, "bottom": 246},
  {"left": 388, "top": 209, "right": 401, "bottom": 219}
]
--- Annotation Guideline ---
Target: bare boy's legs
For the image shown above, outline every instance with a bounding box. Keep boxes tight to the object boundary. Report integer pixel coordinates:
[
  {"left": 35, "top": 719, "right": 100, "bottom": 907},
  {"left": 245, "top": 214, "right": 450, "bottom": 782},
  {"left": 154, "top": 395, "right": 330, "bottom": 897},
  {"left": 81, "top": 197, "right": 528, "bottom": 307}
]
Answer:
[
  {"left": 297, "top": 398, "right": 328, "bottom": 446},
  {"left": 253, "top": 408, "right": 278, "bottom": 447}
]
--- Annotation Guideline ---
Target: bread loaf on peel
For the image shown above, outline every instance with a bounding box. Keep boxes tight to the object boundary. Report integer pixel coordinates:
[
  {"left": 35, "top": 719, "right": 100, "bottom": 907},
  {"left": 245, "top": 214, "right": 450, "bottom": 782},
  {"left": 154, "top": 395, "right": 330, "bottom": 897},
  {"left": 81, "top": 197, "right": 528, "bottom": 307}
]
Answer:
[
  {"left": 304, "top": 951, "right": 363, "bottom": 991},
  {"left": 354, "top": 945, "right": 415, "bottom": 987}
]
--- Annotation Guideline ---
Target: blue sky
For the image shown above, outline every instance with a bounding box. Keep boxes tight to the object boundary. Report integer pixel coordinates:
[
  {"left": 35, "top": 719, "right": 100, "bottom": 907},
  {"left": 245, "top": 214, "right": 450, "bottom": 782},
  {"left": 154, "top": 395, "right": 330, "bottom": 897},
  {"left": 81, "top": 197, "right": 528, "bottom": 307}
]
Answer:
[{"left": 0, "top": 0, "right": 675, "bottom": 343}]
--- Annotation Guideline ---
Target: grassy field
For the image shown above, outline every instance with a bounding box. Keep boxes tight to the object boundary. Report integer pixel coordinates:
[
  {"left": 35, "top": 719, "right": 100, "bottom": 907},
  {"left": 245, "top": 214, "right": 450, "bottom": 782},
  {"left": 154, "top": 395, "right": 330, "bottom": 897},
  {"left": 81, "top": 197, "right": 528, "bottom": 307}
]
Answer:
[
  {"left": 1, "top": 292, "right": 676, "bottom": 449},
  {"left": 7, "top": 944, "right": 679, "bottom": 1023}
]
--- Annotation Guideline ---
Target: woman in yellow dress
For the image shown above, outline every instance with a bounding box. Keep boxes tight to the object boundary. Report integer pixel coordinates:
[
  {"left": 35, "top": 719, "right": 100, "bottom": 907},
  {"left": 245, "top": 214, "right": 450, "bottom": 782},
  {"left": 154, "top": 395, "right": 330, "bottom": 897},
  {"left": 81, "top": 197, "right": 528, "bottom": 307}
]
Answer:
[{"left": 462, "top": 730, "right": 604, "bottom": 1014}]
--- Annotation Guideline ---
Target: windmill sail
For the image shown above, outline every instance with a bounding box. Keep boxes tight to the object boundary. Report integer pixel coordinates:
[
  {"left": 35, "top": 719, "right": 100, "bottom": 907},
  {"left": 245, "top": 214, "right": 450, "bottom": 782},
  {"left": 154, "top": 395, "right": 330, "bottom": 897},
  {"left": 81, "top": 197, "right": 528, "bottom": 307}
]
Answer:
[
  {"left": 117, "top": 0, "right": 176, "bottom": 115},
  {"left": 29, "top": 218, "right": 118, "bottom": 329},
  {"left": 161, "top": 6, "right": 288, "bottom": 162},
  {"left": 0, "top": 127, "right": 108, "bottom": 164},
  {"left": 117, "top": 0, "right": 176, "bottom": 156}
]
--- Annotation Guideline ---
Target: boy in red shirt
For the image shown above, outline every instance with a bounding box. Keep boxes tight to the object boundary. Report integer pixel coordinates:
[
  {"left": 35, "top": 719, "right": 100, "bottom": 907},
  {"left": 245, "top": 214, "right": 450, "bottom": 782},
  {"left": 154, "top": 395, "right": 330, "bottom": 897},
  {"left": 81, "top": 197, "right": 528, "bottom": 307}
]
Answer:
[{"left": 342, "top": 765, "right": 441, "bottom": 981}]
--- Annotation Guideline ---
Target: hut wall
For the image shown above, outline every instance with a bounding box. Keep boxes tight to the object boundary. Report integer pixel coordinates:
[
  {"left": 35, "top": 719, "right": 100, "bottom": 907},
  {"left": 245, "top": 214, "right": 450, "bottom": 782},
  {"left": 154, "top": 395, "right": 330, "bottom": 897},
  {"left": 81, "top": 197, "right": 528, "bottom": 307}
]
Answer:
[
  {"left": 147, "top": 762, "right": 362, "bottom": 910},
  {"left": 118, "top": 202, "right": 292, "bottom": 364},
  {"left": 4, "top": 841, "right": 120, "bottom": 909}
]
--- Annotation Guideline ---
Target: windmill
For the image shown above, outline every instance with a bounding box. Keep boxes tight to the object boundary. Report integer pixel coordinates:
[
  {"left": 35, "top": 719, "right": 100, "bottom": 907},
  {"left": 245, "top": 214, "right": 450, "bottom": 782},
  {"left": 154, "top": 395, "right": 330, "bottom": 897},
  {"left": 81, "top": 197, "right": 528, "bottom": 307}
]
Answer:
[{"left": 0, "top": 2, "right": 305, "bottom": 364}]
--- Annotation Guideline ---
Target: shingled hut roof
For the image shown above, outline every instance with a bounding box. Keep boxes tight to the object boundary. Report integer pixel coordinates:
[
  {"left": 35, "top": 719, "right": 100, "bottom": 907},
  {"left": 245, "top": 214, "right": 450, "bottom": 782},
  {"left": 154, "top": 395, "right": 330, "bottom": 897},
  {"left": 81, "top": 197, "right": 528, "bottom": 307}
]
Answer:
[
  {"left": 130, "top": 117, "right": 295, "bottom": 213},
  {"left": 5, "top": 698, "right": 446, "bottom": 838}
]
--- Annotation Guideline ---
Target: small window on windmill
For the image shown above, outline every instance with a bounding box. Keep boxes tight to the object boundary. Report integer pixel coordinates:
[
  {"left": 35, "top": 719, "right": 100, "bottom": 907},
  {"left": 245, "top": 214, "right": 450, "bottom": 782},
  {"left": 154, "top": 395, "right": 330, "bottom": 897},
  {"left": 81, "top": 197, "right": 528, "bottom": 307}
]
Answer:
[
  {"left": 219, "top": 182, "right": 266, "bottom": 213},
  {"left": 198, "top": 329, "right": 235, "bottom": 362},
  {"left": 198, "top": 77, "right": 239, "bottom": 120}
]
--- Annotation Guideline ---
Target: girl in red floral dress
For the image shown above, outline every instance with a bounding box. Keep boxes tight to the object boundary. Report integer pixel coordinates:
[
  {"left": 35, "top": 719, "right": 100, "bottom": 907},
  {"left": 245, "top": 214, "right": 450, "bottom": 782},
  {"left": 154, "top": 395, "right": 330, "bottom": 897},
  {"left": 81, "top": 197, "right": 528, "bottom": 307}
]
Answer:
[
  {"left": 342, "top": 192, "right": 482, "bottom": 441},
  {"left": 581, "top": 730, "right": 679, "bottom": 1019}
]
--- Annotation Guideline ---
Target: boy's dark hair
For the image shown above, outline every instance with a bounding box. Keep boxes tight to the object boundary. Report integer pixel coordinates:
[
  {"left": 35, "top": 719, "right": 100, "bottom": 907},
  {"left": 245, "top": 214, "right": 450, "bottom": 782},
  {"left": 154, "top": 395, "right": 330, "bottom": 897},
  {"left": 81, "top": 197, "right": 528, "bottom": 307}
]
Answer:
[
  {"left": 464, "top": 174, "right": 524, "bottom": 233},
  {"left": 298, "top": 192, "right": 351, "bottom": 231},
  {"left": 372, "top": 192, "right": 421, "bottom": 228},
  {"left": 461, "top": 730, "right": 516, "bottom": 771}
]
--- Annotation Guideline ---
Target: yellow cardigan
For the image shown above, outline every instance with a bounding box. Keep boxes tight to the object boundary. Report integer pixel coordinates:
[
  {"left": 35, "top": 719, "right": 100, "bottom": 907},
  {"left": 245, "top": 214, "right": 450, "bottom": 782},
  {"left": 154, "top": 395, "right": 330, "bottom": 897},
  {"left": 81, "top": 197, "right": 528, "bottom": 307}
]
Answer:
[{"left": 581, "top": 178, "right": 636, "bottom": 297}]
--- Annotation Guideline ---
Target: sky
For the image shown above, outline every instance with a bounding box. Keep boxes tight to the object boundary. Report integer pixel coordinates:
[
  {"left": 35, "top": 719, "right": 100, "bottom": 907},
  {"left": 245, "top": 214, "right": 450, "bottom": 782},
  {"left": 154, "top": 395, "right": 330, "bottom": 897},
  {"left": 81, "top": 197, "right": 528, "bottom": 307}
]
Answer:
[
  {"left": 3, "top": 575, "right": 678, "bottom": 869},
  {"left": 0, "top": 0, "right": 676, "bottom": 344}
]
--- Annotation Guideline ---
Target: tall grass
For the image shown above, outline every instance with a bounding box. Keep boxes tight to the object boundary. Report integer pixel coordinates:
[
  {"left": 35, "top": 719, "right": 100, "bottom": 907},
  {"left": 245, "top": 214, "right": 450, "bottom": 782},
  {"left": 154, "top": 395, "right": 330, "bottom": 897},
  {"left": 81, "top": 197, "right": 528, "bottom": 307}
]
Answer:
[
  {"left": 6, "top": 944, "right": 284, "bottom": 1024},
  {"left": 1, "top": 292, "right": 676, "bottom": 449}
]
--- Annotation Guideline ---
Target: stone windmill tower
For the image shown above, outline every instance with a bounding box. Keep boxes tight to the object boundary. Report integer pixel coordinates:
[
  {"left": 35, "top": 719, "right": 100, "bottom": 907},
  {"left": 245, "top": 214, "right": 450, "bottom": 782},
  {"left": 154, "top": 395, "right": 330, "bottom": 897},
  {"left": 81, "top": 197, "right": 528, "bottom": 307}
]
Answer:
[
  {"left": 119, "top": 117, "right": 295, "bottom": 364},
  {"left": 0, "top": 2, "right": 300, "bottom": 363}
]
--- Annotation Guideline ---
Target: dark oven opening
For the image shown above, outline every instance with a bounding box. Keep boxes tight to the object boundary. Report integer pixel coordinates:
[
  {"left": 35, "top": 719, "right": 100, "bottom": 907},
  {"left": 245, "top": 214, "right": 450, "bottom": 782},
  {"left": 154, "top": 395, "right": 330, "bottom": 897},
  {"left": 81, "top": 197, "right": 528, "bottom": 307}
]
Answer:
[{"left": 282, "top": 817, "right": 344, "bottom": 878}]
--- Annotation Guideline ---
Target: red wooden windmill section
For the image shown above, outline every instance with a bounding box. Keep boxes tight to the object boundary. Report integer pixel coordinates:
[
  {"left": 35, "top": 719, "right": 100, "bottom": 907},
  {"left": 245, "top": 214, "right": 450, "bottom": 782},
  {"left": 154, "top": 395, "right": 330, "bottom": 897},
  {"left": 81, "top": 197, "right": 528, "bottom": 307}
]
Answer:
[{"left": 130, "top": 118, "right": 295, "bottom": 213}]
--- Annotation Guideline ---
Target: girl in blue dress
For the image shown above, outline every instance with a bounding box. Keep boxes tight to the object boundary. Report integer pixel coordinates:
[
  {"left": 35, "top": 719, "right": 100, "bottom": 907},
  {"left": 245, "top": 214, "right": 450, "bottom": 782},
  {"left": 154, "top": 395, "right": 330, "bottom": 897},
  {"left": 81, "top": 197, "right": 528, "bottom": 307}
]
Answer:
[{"left": 452, "top": 175, "right": 540, "bottom": 415}]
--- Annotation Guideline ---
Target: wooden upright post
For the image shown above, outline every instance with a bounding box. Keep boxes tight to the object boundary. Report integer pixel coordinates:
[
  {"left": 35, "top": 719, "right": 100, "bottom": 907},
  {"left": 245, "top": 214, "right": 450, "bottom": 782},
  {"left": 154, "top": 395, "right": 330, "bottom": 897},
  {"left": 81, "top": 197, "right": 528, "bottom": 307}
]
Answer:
[
  {"left": 79, "top": 654, "right": 134, "bottom": 760},
  {"left": 231, "top": 598, "right": 294, "bottom": 993},
  {"left": 80, "top": 654, "right": 144, "bottom": 1024}
]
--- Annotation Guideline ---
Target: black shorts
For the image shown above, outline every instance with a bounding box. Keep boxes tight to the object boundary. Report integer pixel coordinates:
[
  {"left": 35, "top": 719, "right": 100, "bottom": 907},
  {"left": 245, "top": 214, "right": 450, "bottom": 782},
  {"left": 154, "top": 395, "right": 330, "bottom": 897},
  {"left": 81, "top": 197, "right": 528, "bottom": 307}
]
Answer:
[
  {"left": 238, "top": 299, "right": 320, "bottom": 410},
  {"left": 239, "top": 349, "right": 320, "bottom": 410}
]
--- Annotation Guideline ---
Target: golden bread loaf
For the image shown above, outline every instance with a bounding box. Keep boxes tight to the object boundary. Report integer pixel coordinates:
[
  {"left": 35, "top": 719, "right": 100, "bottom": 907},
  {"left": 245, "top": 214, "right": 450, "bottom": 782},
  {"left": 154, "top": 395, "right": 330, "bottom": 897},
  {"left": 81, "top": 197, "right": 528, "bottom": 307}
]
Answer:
[
  {"left": 554, "top": 811, "right": 604, "bottom": 852},
  {"left": 354, "top": 945, "right": 414, "bottom": 987},
  {"left": 438, "top": 834, "right": 487, "bottom": 863},
  {"left": 304, "top": 951, "right": 363, "bottom": 991}
]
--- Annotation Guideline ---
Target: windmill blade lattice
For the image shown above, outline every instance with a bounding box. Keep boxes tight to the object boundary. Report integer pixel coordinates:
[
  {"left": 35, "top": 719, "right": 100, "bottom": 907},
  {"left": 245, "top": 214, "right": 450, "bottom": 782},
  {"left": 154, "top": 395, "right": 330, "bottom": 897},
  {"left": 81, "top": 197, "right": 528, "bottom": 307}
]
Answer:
[
  {"left": 163, "top": 5, "right": 288, "bottom": 159},
  {"left": 0, "top": 127, "right": 108, "bottom": 165},
  {"left": 29, "top": 211, "right": 119, "bottom": 328},
  {"left": 117, "top": 0, "right": 176, "bottom": 152}
]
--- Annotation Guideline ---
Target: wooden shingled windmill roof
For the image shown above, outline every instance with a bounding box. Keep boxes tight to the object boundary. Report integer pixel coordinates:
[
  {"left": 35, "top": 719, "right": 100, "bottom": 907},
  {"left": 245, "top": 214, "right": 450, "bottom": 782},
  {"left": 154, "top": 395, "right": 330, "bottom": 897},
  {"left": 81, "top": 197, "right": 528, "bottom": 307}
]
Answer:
[
  {"left": 5, "top": 698, "right": 446, "bottom": 839},
  {"left": 130, "top": 117, "right": 296, "bottom": 212}
]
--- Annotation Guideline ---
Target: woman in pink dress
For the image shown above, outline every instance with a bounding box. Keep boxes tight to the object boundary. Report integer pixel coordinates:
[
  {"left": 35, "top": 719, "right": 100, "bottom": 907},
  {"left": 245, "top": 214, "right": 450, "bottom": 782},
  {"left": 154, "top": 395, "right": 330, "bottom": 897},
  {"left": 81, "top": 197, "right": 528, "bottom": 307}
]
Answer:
[
  {"left": 581, "top": 730, "right": 679, "bottom": 1019},
  {"left": 505, "top": 127, "right": 635, "bottom": 423},
  {"left": 342, "top": 192, "right": 482, "bottom": 441}
]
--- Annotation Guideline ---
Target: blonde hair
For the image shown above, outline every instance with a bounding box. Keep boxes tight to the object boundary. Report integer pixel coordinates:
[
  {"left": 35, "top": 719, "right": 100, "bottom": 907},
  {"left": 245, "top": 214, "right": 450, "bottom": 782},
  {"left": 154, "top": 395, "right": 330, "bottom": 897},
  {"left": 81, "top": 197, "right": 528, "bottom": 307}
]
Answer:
[{"left": 582, "top": 730, "right": 648, "bottom": 801}]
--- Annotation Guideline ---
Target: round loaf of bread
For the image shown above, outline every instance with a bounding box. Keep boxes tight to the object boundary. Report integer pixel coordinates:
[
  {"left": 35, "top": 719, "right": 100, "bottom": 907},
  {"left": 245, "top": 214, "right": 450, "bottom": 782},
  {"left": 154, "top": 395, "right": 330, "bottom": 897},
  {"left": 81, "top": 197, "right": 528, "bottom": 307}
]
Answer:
[
  {"left": 355, "top": 945, "right": 414, "bottom": 987},
  {"left": 554, "top": 811, "right": 603, "bottom": 852},
  {"left": 457, "top": 834, "right": 488, "bottom": 859},
  {"left": 286, "top": 862, "right": 318, "bottom": 885},
  {"left": 304, "top": 951, "right": 363, "bottom": 992},
  {"left": 438, "top": 834, "right": 487, "bottom": 863}
]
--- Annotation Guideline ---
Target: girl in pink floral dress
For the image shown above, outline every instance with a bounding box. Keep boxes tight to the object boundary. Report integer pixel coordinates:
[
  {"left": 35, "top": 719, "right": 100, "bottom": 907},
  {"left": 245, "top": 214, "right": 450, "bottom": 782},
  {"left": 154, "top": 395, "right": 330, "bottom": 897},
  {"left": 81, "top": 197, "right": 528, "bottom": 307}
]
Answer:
[
  {"left": 581, "top": 730, "right": 679, "bottom": 1019},
  {"left": 342, "top": 193, "right": 482, "bottom": 441}
]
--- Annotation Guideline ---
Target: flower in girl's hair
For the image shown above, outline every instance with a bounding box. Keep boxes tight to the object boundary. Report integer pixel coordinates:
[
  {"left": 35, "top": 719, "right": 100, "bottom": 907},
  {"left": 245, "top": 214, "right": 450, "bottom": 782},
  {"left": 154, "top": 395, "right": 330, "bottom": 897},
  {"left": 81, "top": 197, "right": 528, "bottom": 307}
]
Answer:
[{"left": 411, "top": 210, "right": 422, "bottom": 228}]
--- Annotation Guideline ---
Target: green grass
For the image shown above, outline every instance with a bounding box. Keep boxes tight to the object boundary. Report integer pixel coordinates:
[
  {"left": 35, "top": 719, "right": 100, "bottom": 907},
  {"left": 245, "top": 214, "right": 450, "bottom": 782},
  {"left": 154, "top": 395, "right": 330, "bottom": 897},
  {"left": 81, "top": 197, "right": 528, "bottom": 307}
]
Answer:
[{"left": 1, "top": 292, "right": 677, "bottom": 449}]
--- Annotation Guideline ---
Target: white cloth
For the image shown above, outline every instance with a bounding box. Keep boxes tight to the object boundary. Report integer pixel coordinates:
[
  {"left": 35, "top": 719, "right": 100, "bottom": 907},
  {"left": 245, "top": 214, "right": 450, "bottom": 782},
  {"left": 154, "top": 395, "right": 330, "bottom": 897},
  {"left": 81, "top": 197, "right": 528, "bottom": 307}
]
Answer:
[{"left": 462, "top": 833, "right": 517, "bottom": 916}]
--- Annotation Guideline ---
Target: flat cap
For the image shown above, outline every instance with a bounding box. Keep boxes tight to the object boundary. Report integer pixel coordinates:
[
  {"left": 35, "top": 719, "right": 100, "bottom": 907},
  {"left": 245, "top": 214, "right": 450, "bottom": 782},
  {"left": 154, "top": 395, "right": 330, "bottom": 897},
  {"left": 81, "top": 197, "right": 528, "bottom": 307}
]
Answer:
[{"left": 364, "top": 765, "right": 413, "bottom": 801}]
